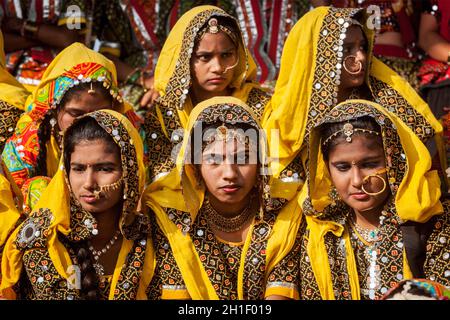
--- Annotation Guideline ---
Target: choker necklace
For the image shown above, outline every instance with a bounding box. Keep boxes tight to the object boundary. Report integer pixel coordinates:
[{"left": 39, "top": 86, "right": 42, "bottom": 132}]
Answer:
[
  {"left": 88, "top": 230, "right": 121, "bottom": 276},
  {"left": 349, "top": 214, "right": 380, "bottom": 243},
  {"left": 204, "top": 195, "right": 255, "bottom": 233}
]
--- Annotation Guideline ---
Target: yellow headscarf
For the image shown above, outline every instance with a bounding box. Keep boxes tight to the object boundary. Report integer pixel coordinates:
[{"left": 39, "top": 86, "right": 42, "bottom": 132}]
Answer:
[
  {"left": 1, "top": 110, "right": 153, "bottom": 300},
  {"left": 0, "top": 32, "right": 30, "bottom": 110},
  {"left": 262, "top": 7, "right": 443, "bottom": 179},
  {"left": 2, "top": 43, "right": 134, "bottom": 189},
  {"left": 143, "top": 96, "right": 301, "bottom": 299},
  {"left": 301, "top": 99, "right": 443, "bottom": 300},
  {"left": 153, "top": 5, "right": 264, "bottom": 130}
]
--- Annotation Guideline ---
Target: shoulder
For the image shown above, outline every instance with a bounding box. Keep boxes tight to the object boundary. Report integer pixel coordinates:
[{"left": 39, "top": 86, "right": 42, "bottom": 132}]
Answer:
[{"left": 14, "top": 208, "right": 54, "bottom": 251}]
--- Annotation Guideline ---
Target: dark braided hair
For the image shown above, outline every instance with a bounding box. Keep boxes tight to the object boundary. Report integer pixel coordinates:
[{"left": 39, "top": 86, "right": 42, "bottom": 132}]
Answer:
[
  {"left": 320, "top": 116, "right": 382, "bottom": 162},
  {"left": 64, "top": 116, "right": 120, "bottom": 300},
  {"left": 35, "top": 82, "right": 112, "bottom": 176}
]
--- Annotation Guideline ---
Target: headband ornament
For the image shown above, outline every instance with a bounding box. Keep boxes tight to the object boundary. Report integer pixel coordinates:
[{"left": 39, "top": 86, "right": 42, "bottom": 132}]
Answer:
[{"left": 322, "top": 122, "right": 380, "bottom": 146}]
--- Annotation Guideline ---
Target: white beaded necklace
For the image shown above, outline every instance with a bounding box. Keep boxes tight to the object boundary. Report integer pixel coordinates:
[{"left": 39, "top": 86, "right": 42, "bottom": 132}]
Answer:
[
  {"left": 350, "top": 212, "right": 386, "bottom": 300},
  {"left": 88, "top": 230, "right": 121, "bottom": 276}
]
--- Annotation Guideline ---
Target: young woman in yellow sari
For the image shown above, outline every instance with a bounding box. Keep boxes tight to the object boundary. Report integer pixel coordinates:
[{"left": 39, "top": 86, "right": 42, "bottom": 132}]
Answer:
[
  {"left": 143, "top": 5, "right": 270, "bottom": 183},
  {"left": 143, "top": 97, "right": 301, "bottom": 300},
  {"left": 295, "top": 99, "right": 449, "bottom": 300},
  {"left": 1, "top": 42, "right": 140, "bottom": 205},
  {"left": 262, "top": 6, "right": 444, "bottom": 186},
  {"left": 0, "top": 110, "right": 153, "bottom": 300}
]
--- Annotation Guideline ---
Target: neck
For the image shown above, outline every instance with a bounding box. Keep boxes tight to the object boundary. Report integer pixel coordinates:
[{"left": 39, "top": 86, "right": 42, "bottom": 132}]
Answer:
[
  {"left": 353, "top": 207, "right": 382, "bottom": 229},
  {"left": 90, "top": 203, "right": 122, "bottom": 246},
  {"left": 207, "top": 193, "right": 250, "bottom": 218},
  {"left": 190, "top": 87, "right": 232, "bottom": 106}
]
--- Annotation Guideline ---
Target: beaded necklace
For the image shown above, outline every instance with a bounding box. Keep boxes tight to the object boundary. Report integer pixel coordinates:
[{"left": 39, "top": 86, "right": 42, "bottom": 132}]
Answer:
[
  {"left": 88, "top": 230, "right": 121, "bottom": 276},
  {"left": 349, "top": 211, "right": 386, "bottom": 299}
]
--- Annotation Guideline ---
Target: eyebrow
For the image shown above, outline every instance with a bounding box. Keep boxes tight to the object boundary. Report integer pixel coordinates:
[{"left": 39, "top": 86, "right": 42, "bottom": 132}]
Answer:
[
  {"left": 195, "top": 47, "right": 236, "bottom": 54},
  {"left": 70, "top": 161, "right": 118, "bottom": 167},
  {"left": 330, "top": 156, "right": 383, "bottom": 164}
]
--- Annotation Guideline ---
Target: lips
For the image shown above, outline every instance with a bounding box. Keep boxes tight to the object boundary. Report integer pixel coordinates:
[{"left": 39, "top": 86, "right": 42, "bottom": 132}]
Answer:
[
  {"left": 220, "top": 185, "right": 240, "bottom": 193},
  {"left": 350, "top": 192, "right": 370, "bottom": 200},
  {"left": 207, "top": 77, "right": 226, "bottom": 83},
  {"left": 81, "top": 194, "right": 99, "bottom": 204}
]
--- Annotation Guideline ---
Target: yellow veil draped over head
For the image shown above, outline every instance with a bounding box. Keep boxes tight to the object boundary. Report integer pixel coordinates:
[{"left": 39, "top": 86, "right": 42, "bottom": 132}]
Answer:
[
  {"left": 150, "top": 4, "right": 266, "bottom": 133},
  {"left": 143, "top": 96, "right": 301, "bottom": 299},
  {"left": 0, "top": 31, "right": 30, "bottom": 111},
  {"left": 301, "top": 99, "right": 443, "bottom": 300},
  {"left": 1, "top": 110, "right": 153, "bottom": 300},
  {"left": 2, "top": 42, "right": 134, "bottom": 189},
  {"left": 262, "top": 7, "right": 443, "bottom": 179}
]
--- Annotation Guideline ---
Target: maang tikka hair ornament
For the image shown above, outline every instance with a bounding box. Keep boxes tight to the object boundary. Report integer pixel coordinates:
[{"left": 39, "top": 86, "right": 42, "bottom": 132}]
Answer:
[{"left": 322, "top": 122, "right": 380, "bottom": 145}]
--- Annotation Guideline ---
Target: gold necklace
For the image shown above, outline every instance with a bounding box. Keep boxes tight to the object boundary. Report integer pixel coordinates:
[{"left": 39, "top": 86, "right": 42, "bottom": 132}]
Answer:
[{"left": 204, "top": 196, "right": 255, "bottom": 233}]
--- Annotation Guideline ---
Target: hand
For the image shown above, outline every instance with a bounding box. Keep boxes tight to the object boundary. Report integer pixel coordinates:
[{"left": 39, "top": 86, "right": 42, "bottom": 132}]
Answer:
[{"left": 140, "top": 75, "right": 160, "bottom": 109}]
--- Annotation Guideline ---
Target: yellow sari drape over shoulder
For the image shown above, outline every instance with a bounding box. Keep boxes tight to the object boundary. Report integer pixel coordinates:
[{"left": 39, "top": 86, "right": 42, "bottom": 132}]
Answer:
[
  {"left": 0, "top": 110, "right": 153, "bottom": 300},
  {"left": 301, "top": 99, "right": 443, "bottom": 300},
  {"left": 143, "top": 96, "right": 301, "bottom": 299},
  {"left": 262, "top": 7, "right": 443, "bottom": 180}
]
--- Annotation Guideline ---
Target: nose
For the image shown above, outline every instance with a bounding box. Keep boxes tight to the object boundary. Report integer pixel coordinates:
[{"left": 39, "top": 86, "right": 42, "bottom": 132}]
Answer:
[
  {"left": 210, "top": 56, "right": 225, "bottom": 74},
  {"left": 222, "top": 163, "right": 239, "bottom": 182},
  {"left": 355, "top": 49, "right": 366, "bottom": 65},
  {"left": 83, "top": 168, "right": 98, "bottom": 191},
  {"left": 350, "top": 167, "right": 365, "bottom": 188}
]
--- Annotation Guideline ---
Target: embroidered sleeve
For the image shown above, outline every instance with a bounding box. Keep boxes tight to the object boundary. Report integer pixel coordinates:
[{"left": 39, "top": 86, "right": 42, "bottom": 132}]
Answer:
[
  {"left": 424, "top": 204, "right": 450, "bottom": 286},
  {"left": 143, "top": 104, "right": 177, "bottom": 183},
  {"left": 265, "top": 227, "right": 302, "bottom": 299}
]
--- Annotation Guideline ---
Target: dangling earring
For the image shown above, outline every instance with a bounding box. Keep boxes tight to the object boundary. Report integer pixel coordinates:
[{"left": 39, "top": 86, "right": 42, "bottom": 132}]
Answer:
[
  {"left": 49, "top": 117, "right": 57, "bottom": 134},
  {"left": 329, "top": 186, "right": 340, "bottom": 205}
]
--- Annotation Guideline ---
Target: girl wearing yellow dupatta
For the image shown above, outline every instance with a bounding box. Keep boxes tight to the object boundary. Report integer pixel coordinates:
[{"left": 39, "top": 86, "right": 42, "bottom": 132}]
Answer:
[
  {"left": 296, "top": 99, "right": 449, "bottom": 300},
  {"left": 143, "top": 97, "right": 302, "bottom": 300},
  {"left": 1, "top": 42, "right": 140, "bottom": 194},
  {"left": 262, "top": 6, "right": 444, "bottom": 185},
  {"left": 143, "top": 5, "right": 270, "bottom": 183},
  {"left": 0, "top": 110, "right": 153, "bottom": 300},
  {"left": 0, "top": 31, "right": 29, "bottom": 153}
]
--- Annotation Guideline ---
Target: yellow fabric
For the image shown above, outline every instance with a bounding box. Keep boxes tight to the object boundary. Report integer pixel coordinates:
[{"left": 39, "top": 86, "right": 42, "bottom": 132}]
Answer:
[
  {"left": 0, "top": 109, "right": 150, "bottom": 298},
  {"left": 153, "top": 5, "right": 261, "bottom": 134},
  {"left": 161, "top": 288, "right": 191, "bottom": 300},
  {"left": 0, "top": 174, "right": 21, "bottom": 250},
  {"left": 143, "top": 96, "right": 303, "bottom": 299},
  {"left": 108, "top": 238, "right": 133, "bottom": 300},
  {"left": 302, "top": 99, "right": 443, "bottom": 299},
  {"left": 28, "top": 42, "right": 129, "bottom": 115},
  {"left": 262, "top": 7, "right": 443, "bottom": 178},
  {"left": 0, "top": 31, "right": 30, "bottom": 110}
]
